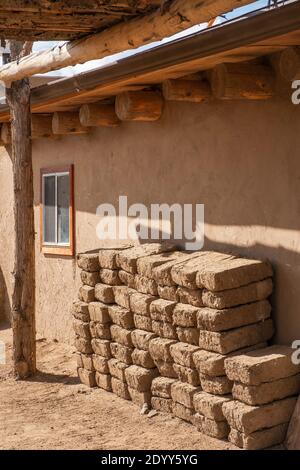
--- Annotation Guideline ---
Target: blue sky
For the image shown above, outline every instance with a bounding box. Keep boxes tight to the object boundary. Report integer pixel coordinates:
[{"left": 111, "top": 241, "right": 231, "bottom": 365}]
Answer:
[{"left": 32, "top": 0, "right": 270, "bottom": 78}]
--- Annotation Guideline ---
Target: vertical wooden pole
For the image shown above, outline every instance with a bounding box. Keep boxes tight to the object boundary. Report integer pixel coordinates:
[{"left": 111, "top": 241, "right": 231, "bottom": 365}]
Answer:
[{"left": 6, "top": 41, "right": 36, "bottom": 379}]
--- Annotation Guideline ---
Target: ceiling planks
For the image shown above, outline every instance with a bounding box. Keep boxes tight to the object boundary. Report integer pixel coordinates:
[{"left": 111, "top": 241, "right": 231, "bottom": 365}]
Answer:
[{"left": 0, "top": 0, "right": 161, "bottom": 40}]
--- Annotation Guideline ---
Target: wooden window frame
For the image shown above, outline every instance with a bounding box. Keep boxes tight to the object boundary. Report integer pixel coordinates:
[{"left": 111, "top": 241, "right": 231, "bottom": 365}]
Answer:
[{"left": 40, "top": 164, "right": 75, "bottom": 256}]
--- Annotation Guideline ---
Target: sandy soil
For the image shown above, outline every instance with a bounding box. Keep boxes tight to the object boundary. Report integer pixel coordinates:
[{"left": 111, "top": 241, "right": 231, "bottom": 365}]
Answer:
[{"left": 0, "top": 324, "right": 237, "bottom": 450}]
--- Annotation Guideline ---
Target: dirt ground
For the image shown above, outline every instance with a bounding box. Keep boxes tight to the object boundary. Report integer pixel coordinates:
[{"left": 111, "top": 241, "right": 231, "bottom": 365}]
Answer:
[{"left": 0, "top": 323, "right": 237, "bottom": 450}]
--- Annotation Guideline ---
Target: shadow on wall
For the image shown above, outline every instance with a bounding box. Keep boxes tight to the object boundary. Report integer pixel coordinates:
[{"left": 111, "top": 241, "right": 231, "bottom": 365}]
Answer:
[{"left": 0, "top": 265, "right": 11, "bottom": 327}]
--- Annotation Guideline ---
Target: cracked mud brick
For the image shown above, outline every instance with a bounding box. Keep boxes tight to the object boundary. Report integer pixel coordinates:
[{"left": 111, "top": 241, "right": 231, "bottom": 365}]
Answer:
[
  {"left": 92, "top": 354, "right": 109, "bottom": 374},
  {"left": 94, "top": 283, "right": 115, "bottom": 304},
  {"left": 111, "top": 377, "right": 131, "bottom": 400},
  {"left": 136, "top": 251, "right": 184, "bottom": 279},
  {"left": 173, "top": 303, "right": 198, "bottom": 328},
  {"left": 95, "top": 323, "right": 111, "bottom": 340},
  {"left": 176, "top": 327, "right": 199, "bottom": 345},
  {"left": 171, "top": 252, "right": 231, "bottom": 289},
  {"left": 228, "top": 423, "right": 288, "bottom": 450},
  {"left": 108, "top": 358, "right": 129, "bottom": 381},
  {"left": 77, "top": 252, "right": 100, "bottom": 272},
  {"left": 199, "top": 373, "right": 233, "bottom": 395},
  {"left": 89, "top": 321, "right": 98, "bottom": 338},
  {"left": 88, "top": 302, "right": 110, "bottom": 323},
  {"left": 78, "top": 285, "right": 95, "bottom": 303},
  {"left": 196, "top": 300, "right": 271, "bottom": 332},
  {"left": 176, "top": 287, "right": 203, "bottom": 307},
  {"left": 134, "top": 275, "right": 158, "bottom": 296},
  {"left": 95, "top": 372, "right": 112, "bottom": 391},
  {"left": 73, "top": 319, "right": 91, "bottom": 340},
  {"left": 222, "top": 397, "right": 297, "bottom": 434},
  {"left": 153, "top": 359, "right": 177, "bottom": 378},
  {"left": 225, "top": 345, "right": 300, "bottom": 385},
  {"left": 151, "top": 252, "right": 193, "bottom": 286},
  {"left": 173, "top": 363, "right": 200, "bottom": 386},
  {"left": 193, "top": 392, "right": 231, "bottom": 421},
  {"left": 199, "top": 319, "right": 274, "bottom": 354},
  {"left": 131, "top": 329, "right": 157, "bottom": 351},
  {"left": 113, "top": 286, "right": 135, "bottom": 309},
  {"left": 202, "top": 278, "right": 273, "bottom": 309},
  {"left": 80, "top": 354, "right": 94, "bottom": 371},
  {"left": 232, "top": 374, "right": 300, "bottom": 405},
  {"left": 125, "top": 365, "right": 159, "bottom": 392},
  {"left": 110, "top": 324, "right": 133, "bottom": 347},
  {"left": 91, "top": 339, "right": 111, "bottom": 358},
  {"left": 128, "top": 387, "right": 151, "bottom": 406},
  {"left": 170, "top": 342, "right": 200, "bottom": 368},
  {"left": 171, "top": 381, "right": 201, "bottom": 408},
  {"left": 133, "top": 314, "right": 153, "bottom": 332},
  {"left": 72, "top": 301, "right": 90, "bottom": 322},
  {"left": 157, "top": 285, "right": 178, "bottom": 301},
  {"left": 80, "top": 270, "right": 100, "bottom": 287},
  {"left": 150, "top": 299, "right": 176, "bottom": 323},
  {"left": 98, "top": 244, "right": 134, "bottom": 269},
  {"left": 151, "top": 320, "right": 177, "bottom": 340},
  {"left": 99, "top": 268, "right": 122, "bottom": 286},
  {"left": 130, "top": 292, "right": 156, "bottom": 316},
  {"left": 193, "top": 343, "right": 267, "bottom": 377},
  {"left": 110, "top": 342, "right": 133, "bottom": 365},
  {"left": 75, "top": 336, "right": 93, "bottom": 355},
  {"left": 196, "top": 256, "right": 273, "bottom": 292},
  {"left": 172, "top": 402, "right": 194, "bottom": 423},
  {"left": 151, "top": 377, "right": 177, "bottom": 398},
  {"left": 78, "top": 368, "right": 96, "bottom": 387},
  {"left": 193, "top": 413, "right": 229, "bottom": 439},
  {"left": 148, "top": 337, "right": 177, "bottom": 362},
  {"left": 132, "top": 348, "right": 156, "bottom": 369},
  {"left": 118, "top": 270, "right": 136, "bottom": 288},
  {"left": 108, "top": 305, "right": 134, "bottom": 329},
  {"left": 151, "top": 397, "right": 173, "bottom": 413},
  {"left": 116, "top": 242, "right": 176, "bottom": 274}
]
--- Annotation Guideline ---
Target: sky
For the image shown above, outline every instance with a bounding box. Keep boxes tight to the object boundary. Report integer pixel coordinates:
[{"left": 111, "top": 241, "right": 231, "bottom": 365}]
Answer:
[{"left": 31, "top": 0, "right": 270, "bottom": 79}]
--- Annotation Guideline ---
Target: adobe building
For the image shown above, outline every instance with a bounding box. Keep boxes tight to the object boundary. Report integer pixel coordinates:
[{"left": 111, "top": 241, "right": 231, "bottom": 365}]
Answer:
[{"left": 0, "top": 2, "right": 300, "bottom": 346}]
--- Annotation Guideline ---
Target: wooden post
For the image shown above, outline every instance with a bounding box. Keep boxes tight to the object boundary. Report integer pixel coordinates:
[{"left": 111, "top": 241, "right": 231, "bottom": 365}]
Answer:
[
  {"left": 279, "top": 47, "right": 300, "bottom": 81},
  {"left": 162, "top": 78, "right": 211, "bottom": 102},
  {"left": 211, "top": 62, "right": 275, "bottom": 100},
  {"left": 79, "top": 103, "right": 120, "bottom": 127},
  {"left": 115, "top": 91, "right": 163, "bottom": 121},
  {"left": 6, "top": 40, "right": 36, "bottom": 379}
]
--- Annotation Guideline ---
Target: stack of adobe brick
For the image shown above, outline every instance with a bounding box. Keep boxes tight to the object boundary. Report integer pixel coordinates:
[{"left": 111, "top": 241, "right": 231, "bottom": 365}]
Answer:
[
  {"left": 73, "top": 252, "right": 99, "bottom": 388},
  {"left": 223, "top": 346, "right": 300, "bottom": 449},
  {"left": 73, "top": 244, "right": 299, "bottom": 449},
  {"left": 98, "top": 246, "right": 133, "bottom": 400}
]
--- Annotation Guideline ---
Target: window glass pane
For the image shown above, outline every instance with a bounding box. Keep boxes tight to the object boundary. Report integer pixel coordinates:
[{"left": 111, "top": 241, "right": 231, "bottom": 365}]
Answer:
[
  {"left": 57, "top": 174, "right": 70, "bottom": 244},
  {"left": 43, "top": 175, "right": 56, "bottom": 243}
]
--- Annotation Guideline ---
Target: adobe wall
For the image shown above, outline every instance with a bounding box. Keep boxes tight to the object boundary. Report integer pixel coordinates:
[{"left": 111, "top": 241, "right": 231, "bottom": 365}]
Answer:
[{"left": 0, "top": 95, "right": 299, "bottom": 344}]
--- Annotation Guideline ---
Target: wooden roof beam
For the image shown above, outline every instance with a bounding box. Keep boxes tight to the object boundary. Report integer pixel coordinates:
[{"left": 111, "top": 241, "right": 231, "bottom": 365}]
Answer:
[
  {"left": 0, "top": 0, "right": 254, "bottom": 86},
  {"left": 211, "top": 62, "right": 275, "bottom": 100}
]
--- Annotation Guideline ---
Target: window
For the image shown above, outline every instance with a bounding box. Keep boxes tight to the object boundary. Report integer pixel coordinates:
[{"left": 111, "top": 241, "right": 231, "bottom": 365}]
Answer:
[{"left": 40, "top": 165, "right": 74, "bottom": 256}]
